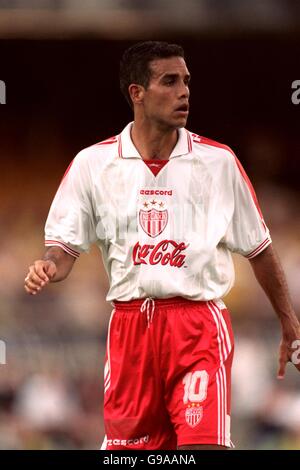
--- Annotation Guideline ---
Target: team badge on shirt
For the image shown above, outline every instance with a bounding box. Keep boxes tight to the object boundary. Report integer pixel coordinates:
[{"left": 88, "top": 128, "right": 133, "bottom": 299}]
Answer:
[
  {"left": 139, "top": 188, "right": 172, "bottom": 238},
  {"left": 139, "top": 202, "right": 168, "bottom": 238},
  {"left": 185, "top": 404, "right": 203, "bottom": 428}
]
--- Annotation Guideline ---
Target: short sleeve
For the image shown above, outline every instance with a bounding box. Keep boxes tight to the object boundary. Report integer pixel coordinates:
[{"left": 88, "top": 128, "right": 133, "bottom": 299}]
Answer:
[
  {"left": 222, "top": 152, "right": 272, "bottom": 259},
  {"left": 45, "top": 150, "right": 96, "bottom": 257}
]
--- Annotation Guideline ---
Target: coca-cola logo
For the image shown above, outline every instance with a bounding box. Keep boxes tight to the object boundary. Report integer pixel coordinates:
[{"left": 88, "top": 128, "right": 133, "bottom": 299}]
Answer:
[{"left": 132, "top": 240, "right": 188, "bottom": 268}]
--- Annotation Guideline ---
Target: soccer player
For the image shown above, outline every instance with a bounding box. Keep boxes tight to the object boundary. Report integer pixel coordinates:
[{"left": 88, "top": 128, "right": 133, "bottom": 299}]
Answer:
[{"left": 24, "top": 41, "right": 300, "bottom": 450}]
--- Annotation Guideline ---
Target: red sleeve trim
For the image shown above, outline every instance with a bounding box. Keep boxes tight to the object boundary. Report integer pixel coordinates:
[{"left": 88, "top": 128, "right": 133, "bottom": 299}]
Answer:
[
  {"left": 118, "top": 134, "right": 123, "bottom": 158},
  {"left": 95, "top": 136, "right": 117, "bottom": 146},
  {"left": 45, "top": 240, "right": 80, "bottom": 258},
  {"left": 200, "top": 136, "right": 267, "bottom": 224},
  {"left": 195, "top": 135, "right": 233, "bottom": 152},
  {"left": 232, "top": 155, "right": 265, "bottom": 226},
  {"left": 60, "top": 159, "right": 75, "bottom": 185},
  {"left": 198, "top": 136, "right": 266, "bottom": 228},
  {"left": 186, "top": 130, "right": 192, "bottom": 152},
  {"left": 245, "top": 238, "right": 272, "bottom": 259}
]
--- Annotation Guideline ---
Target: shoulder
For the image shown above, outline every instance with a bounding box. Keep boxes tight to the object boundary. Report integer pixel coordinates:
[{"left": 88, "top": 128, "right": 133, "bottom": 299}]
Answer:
[
  {"left": 187, "top": 130, "right": 236, "bottom": 161},
  {"left": 73, "top": 134, "right": 120, "bottom": 167}
]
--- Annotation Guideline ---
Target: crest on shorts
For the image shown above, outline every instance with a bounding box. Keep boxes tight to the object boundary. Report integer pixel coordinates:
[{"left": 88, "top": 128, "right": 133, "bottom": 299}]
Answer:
[
  {"left": 139, "top": 207, "right": 168, "bottom": 238},
  {"left": 185, "top": 405, "right": 203, "bottom": 428}
]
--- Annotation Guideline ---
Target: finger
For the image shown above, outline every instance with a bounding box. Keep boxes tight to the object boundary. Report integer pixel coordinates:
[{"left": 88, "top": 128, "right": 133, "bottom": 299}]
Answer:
[
  {"left": 44, "top": 261, "right": 57, "bottom": 280},
  {"left": 24, "top": 280, "right": 40, "bottom": 295},
  {"left": 277, "top": 358, "right": 287, "bottom": 379},
  {"left": 33, "top": 262, "right": 50, "bottom": 283},
  {"left": 28, "top": 267, "right": 47, "bottom": 287},
  {"left": 25, "top": 276, "right": 42, "bottom": 290},
  {"left": 24, "top": 284, "right": 39, "bottom": 295}
]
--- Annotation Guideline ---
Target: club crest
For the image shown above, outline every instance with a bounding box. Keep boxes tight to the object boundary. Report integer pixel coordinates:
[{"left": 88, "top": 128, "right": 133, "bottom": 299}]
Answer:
[
  {"left": 139, "top": 208, "right": 168, "bottom": 238},
  {"left": 185, "top": 405, "right": 203, "bottom": 428}
]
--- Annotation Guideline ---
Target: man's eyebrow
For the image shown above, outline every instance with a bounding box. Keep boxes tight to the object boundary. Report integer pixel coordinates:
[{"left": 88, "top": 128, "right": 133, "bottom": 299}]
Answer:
[{"left": 160, "top": 73, "right": 191, "bottom": 80}]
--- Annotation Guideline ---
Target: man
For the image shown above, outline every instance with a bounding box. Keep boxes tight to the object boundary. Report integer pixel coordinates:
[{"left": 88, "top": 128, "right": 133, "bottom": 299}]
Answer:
[{"left": 24, "top": 41, "right": 300, "bottom": 450}]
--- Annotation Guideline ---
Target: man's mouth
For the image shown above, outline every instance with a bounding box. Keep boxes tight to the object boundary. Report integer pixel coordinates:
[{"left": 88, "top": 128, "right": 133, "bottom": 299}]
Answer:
[{"left": 174, "top": 103, "right": 189, "bottom": 113}]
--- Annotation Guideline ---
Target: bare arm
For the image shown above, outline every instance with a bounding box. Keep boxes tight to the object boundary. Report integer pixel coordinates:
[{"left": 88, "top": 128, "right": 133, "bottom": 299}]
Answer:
[
  {"left": 249, "top": 244, "right": 300, "bottom": 378},
  {"left": 24, "top": 246, "right": 76, "bottom": 295}
]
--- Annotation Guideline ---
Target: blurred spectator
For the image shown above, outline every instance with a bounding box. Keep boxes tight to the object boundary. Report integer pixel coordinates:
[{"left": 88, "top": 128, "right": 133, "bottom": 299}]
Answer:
[{"left": 13, "top": 370, "right": 78, "bottom": 429}]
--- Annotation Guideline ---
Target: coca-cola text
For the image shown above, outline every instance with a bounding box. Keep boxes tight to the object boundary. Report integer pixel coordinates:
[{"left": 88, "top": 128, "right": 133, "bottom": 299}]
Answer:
[{"left": 132, "top": 240, "right": 188, "bottom": 268}]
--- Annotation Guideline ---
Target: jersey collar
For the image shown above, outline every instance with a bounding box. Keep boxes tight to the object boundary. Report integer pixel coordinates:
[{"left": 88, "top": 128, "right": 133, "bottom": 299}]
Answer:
[{"left": 118, "top": 122, "right": 192, "bottom": 159}]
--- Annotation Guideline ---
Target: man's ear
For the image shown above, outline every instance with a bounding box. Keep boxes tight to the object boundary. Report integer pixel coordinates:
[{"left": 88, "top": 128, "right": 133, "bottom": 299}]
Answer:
[{"left": 128, "top": 84, "right": 145, "bottom": 105}]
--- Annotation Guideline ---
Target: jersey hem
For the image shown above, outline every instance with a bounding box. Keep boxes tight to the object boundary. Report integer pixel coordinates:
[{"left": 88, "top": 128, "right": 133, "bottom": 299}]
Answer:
[
  {"left": 45, "top": 239, "right": 80, "bottom": 258},
  {"left": 244, "top": 237, "right": 272, "bottom": 259}
]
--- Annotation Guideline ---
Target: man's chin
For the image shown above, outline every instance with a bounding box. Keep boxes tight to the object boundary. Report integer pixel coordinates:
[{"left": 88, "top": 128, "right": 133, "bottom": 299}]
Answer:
[
  {"left": 156, "top": 116, "right": 188, "bottom": 131},
  {"left": 173, "top": 116, "right": 188, "bottom": 128},
  {"left": 165, "top": 114, "right": 188, "bottom": 128}
]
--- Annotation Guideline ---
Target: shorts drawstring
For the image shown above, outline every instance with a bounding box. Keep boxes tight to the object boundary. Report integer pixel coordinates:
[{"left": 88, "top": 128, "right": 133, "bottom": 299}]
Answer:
[{"left": 140, "top": 297, "right": 155, "bottom": 328}]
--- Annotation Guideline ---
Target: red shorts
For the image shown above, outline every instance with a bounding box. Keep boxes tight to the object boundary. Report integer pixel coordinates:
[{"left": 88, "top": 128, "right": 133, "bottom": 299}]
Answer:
[{"left": 101, "top": 297, "right": 234, "bottom": 450}]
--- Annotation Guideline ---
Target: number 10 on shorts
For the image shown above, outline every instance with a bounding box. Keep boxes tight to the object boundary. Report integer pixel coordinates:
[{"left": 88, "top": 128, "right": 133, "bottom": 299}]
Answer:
[{"left": 182, "top": 370, "right": 209, "bottom": 404}]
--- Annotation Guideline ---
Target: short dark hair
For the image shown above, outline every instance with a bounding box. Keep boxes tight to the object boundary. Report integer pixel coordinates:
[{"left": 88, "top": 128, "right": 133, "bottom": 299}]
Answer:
[{"left": 120, "top": 40, "right": 185, "bottom": 108}]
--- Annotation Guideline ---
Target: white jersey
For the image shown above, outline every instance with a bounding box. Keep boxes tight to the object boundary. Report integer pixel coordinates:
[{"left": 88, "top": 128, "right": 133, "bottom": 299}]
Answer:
[{"left": 45, "top": 122, "right": 271, "bottom": 302}]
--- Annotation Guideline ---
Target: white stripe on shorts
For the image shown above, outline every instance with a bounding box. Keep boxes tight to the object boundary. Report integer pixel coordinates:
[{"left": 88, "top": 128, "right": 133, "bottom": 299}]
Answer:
[
  {"left": 100, "top": 434, "right": 107, "bottom": 450},
  {"left": 207, "top": 300, "right": 232, "bottom": 447},
  {"left": 104, "top": 308, "right": 116, "bottom": 395}
]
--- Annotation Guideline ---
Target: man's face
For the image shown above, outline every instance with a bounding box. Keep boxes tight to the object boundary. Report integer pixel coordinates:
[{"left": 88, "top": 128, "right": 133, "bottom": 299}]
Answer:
[{"left": 141, "top": 56, "right": 190, "bottom": 129}]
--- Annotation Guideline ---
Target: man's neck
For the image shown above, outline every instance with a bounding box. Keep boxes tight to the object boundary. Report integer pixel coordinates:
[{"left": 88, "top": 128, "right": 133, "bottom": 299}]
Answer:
[{"left": 131, "top": 121, "right": 178, "bottom": 161}]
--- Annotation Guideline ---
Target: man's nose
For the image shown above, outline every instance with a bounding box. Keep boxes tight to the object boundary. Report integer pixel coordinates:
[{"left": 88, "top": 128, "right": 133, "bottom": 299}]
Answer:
[{"left": 178, "top": 81, "right": 190, "bottom": 98}]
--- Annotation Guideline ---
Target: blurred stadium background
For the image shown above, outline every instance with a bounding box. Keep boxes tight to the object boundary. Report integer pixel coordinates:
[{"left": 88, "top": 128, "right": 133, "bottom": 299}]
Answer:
[{"left": 0, "top": 0, "right": 300, "bottom": 450}]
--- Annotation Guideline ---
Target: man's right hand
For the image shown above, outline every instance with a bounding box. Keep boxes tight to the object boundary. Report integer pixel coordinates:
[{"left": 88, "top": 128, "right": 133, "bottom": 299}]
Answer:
[{"left": 24, "top": 260, "right": 57, "bottom": 295}]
